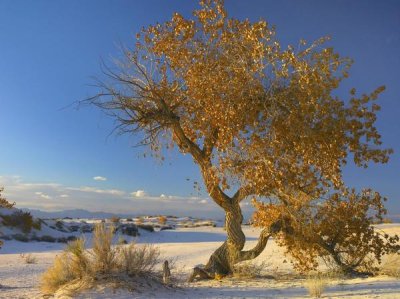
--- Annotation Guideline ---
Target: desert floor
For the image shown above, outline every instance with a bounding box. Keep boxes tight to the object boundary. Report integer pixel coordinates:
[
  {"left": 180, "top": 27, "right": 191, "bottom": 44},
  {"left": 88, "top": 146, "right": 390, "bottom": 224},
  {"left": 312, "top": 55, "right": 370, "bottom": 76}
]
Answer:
[{"left": 1, "top": 224, "right": 400, "bottom": 298}]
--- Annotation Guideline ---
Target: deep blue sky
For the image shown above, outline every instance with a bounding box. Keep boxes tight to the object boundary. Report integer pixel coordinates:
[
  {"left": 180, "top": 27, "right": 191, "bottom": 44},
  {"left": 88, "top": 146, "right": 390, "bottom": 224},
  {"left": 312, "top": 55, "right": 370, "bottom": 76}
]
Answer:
[{"left": 0, "top": 1, "right": 399, "bottom": 218}]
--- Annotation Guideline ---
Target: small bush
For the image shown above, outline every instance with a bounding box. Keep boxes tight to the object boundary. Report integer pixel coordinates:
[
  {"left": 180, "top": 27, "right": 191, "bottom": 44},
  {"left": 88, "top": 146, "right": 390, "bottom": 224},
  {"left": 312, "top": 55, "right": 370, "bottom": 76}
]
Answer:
[
  {"left": 40, "top": 235, "right": 56, "bottom": 243},
  {"left": 138, "top": 224, "right": 154, "bottom": 232},
  {"left": 305, "top": 274, "right": 328, "bottom": 298},
  {"left": 91, "top": 223, "right": 116, "bottom": 274},
  {"left": 20, "top": 253, "right": 37, "bottom": 264},
  {"left": 379, "top": 253, "right": 400, "bottom": 278},
  {"left": 0, "top": 187, "right": 14, "bottom": 209},
  {"left": 232, "top": 261, "right": 267, "bottom": 279},
  {"left": 55, "top": 220, "right": 65, "bottom": 230},
  {"left": 41, "top": 252, "right": 76, "bottom": 294},
  {"left": 13, "top": 234, "right": 29, "bottom": 242},
  {"left": 118, "top": 243, "right": 160, "bottom": 276},
  {"left": 2, "top": 211, "right": 37, "bottom": 233},
  {"left": 158, "top": 216, "right": 167, "bottom": 225},
  {"left": 110, "top": 216, "right": 120, "bottom": 224},
  {"left": 41, "top": 223, "right": 162, "bottom": 295}
]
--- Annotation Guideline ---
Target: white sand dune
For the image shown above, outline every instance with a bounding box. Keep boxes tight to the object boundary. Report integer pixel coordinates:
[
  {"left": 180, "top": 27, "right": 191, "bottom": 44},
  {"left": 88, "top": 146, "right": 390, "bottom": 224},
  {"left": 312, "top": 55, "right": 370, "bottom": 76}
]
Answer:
[{"left": 1, "top": 225, "right": 400, "bottom": 298}]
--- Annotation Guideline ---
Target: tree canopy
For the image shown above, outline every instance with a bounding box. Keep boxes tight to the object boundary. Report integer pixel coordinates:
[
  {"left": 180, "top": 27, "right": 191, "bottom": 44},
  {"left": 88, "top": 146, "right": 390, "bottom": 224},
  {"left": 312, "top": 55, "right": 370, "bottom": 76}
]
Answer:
[
  {"left": 90, "top": 0, "right": 394, "bottom": 278},
  {"left": 93, "top": 0, "right": 391, "bottom": 204}
]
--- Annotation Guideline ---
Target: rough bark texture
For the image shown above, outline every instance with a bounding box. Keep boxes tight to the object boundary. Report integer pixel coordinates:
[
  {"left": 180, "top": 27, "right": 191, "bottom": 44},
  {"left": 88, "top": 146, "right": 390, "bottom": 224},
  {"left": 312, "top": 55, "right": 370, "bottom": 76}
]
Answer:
[{"left": 188, "top": 201, "right": 277, "bottom": 282}]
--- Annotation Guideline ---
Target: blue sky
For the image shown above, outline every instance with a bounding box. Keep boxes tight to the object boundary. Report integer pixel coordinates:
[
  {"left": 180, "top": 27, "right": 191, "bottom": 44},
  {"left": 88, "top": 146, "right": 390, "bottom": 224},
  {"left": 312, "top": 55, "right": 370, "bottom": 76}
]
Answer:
[{"left": 0, "top": 1, "right": 399, "bottom": 219}]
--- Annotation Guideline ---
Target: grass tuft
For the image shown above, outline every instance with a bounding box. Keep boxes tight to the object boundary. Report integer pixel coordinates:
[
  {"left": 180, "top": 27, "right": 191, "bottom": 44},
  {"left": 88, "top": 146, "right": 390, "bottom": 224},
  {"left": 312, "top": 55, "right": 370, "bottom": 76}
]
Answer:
[
  {"left": 304, "top": 273, "right": 328, "bottom": 298},
  {"left": 20, "top": 253, "right": 37, "bottom": 264},
  {"left": 40, "top": 223, "right": 163, "bottom": 296}
]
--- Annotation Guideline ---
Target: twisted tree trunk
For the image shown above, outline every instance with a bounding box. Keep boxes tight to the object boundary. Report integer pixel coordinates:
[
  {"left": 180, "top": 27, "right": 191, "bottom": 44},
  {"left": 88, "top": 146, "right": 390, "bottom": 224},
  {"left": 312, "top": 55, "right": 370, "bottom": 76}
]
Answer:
[{"left": 188, "top": 200, "right": 275, "bottom": 281}]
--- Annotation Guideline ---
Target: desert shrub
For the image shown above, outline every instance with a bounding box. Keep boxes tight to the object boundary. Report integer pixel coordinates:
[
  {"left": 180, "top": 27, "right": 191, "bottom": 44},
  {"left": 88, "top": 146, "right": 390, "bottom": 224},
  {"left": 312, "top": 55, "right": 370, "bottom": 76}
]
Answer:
[
  {"left": 110, "top": 216, "right": 120, "bottom": 224},
  {"left": 0, "top": 187, "right": 14, "bottom": 210},
  {"left": 41, "top": 252, "right": 76, "bottom": 294},
  {"left": 32, "top": 219, "right": 42, "bottom": 230},
  {"left": 55, "top": 220, "right": 65, "bottom": 230},
  {"left": 1, "top": 210, "right": 38, "bottom": 233},
  {"left": 118, "top": 243, "right": 160, "bottom": 276},
  {"left": 304, "top": 273, "right": 328, "bottom": 298},
  {"left": 13, "top": 234, "right": 29, "bottom": 242},
  {"left": 67, "top": 238, "right": 90, "bottom": 278},
  {"left": 40, "top": 235, "right": 56, "bottom": 243},
  {"left": 90, "top": 223, "right": 116, "bottom": 273},
  {"left": 137, "top": 224, "right": 154, "bottom": 232},
  {"left": 20, "top": 253, "right": 37, "bottom": 264},
  {"left": 253, "top": 188, "right": 400, "bottom": 274},
  {"left": 41, "top": 223, "right": 162, "bottom": 295},
  {"left": 158, "top": 216, "right": 167, "bottom": 225},
  {"left": 379, "top": 253, "right": 400, "bottom": 278},
  {"left": 232, "top": 261, "right": 267, "bottom": 279},
  {"left": 0, "top": 187, "right": 14, "bottom": 209}
]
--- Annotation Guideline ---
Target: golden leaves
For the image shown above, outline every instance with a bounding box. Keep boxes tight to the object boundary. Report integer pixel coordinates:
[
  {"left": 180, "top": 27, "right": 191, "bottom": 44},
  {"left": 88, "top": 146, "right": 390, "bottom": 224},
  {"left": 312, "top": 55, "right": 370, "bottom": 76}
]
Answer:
[
  {"left": 252, "top": 188, "right": 399, "bottom": 273},
  {"left": 92, "top": 0, "right": 391, "bottom": 218}
]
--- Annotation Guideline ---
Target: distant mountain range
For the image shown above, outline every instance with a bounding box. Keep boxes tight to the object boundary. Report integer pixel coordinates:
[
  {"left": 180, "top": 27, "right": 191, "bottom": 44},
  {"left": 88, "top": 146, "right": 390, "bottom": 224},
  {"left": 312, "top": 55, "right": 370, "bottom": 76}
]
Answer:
[{"left": 21, "top": 208, "right": 133, "bottom": 219}]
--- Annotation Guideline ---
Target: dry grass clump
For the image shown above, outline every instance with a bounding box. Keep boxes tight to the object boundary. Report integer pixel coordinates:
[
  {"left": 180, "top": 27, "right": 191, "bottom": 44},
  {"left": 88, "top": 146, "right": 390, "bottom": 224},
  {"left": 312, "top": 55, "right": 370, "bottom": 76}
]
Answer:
[
  {"left": 40, "top": 223, "right": 162, "bottom": 296},
  {"left": 118, "top": 243, "right": 160, "bottom": 276},
  {"left": 304, "top": 273, "right": 328, "bottom": 298},
  {"left": 232, "top": 261, "right": 267, "bottom": 279},
  {"left": 379, "top": 253, "right": 400, "bottom": 278},
  {"left": 20, "top": 253, "right": 37, "bottom": 264}
]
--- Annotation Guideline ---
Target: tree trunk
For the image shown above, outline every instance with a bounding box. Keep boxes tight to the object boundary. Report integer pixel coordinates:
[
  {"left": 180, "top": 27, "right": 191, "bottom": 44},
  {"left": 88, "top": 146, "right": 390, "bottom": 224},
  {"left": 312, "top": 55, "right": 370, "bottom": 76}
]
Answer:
[{"left": 188, "top": 201, "right": 274, "bottom": 282}]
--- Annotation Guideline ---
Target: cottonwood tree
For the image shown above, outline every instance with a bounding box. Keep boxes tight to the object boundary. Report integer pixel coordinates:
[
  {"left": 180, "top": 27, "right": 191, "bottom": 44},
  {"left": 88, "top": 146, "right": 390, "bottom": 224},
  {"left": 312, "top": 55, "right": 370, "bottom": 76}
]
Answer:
[{"left": 89, "top": 0, "right": 392, "bottom": 279}]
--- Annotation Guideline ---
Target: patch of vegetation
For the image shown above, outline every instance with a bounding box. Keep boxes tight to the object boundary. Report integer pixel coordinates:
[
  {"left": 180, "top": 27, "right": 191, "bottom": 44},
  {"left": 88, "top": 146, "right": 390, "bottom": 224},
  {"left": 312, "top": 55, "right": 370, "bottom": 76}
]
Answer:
[
  {"left": 110, "top": 216, "right": 120, "bottom": 224},
  {"left": 1, "top": 210, "right": 41, "bottom": 233},
  {"left": 40, "top": 235, "right": 56, "bottom": 243},
  {"left": 304, "top": 273, "right": 328, "bottom": 298},
  {"left": 41, "top": 223, "right": 163, "bottom": 296},
  {"left": 379, "top": 253, "right": 400, "bottom": 278},
  {"left": 20, "top": 253, "right": 38, "bottom": 264},
  {"left": 232, "top": 261, "right": 268, "bottom": 279},
  {"left": 254, "top": 189, "right": 400, "bottom": 275},
  {"left": 158, "top": 216, "right": 167, "bottom": 225},
  {"left": 137, "top": 224, "right": 154, "bottom": 232},
  {"left": 13, "top": 234, "right": 29, "bottom": 242}
]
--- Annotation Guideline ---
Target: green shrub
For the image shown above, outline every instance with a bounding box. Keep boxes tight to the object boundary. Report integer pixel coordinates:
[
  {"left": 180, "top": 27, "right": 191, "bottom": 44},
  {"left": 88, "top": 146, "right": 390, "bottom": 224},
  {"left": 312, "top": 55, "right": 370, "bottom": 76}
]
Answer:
[
  {"left": 40, "top": 235, "right": 56, "bottom": 243},
  {"left": 13, "top": 234, "right": 29, "bottom": 242},
  {"left": 1, "top": 210, "right": 39, "bottom": 233}
]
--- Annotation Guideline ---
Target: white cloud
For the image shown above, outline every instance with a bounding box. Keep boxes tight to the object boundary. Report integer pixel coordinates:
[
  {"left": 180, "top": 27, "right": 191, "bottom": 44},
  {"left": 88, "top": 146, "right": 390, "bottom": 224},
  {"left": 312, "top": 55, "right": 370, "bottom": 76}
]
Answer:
[
  {"left": 93, "top": 176, "right": 107, "bottom": 181},
  {"left": 67, "top": 186, "right": 125, "bottom": 196},
  {"left": 131, "top": 190, "right": 147, "bottom": 198},
  {"left": 199, "top": 199, "right": 208, "bottom": 204},
  {"left": 0, "top": 175, "right": 222, "bottom": 218},
  {"left": 35, "top": 192, "right": 51, "bottom": 200}
]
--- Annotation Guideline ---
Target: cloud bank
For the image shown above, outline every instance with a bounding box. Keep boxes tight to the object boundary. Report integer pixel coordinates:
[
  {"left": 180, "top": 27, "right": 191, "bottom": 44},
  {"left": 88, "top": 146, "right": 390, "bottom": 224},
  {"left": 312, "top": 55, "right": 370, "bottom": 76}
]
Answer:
[{"left": 0, "top": 175, "right": 256, "bottom": 219}]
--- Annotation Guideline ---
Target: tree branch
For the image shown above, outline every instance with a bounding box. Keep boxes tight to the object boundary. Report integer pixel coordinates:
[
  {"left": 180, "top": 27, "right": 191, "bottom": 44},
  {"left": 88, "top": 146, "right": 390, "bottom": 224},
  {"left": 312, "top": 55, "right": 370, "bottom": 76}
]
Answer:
[{"left": 236, "top": 228, "right": 271, "bottom": 262}]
